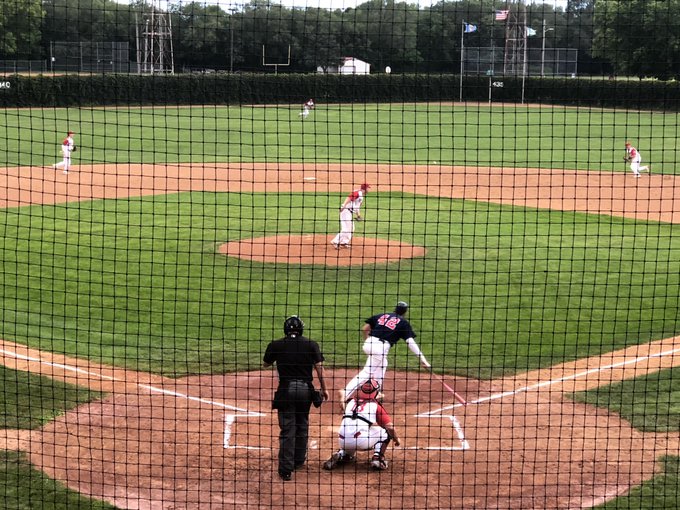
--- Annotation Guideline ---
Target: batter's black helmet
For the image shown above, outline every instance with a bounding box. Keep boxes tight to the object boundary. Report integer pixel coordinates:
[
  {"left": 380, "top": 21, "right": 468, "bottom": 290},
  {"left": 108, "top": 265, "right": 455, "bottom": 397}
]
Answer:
[
  {"left": 395, "top": 301, "right": 409, "bottom": 315},
  {"left": 283, "top": 315, "right": 304, "bottom": 336}
]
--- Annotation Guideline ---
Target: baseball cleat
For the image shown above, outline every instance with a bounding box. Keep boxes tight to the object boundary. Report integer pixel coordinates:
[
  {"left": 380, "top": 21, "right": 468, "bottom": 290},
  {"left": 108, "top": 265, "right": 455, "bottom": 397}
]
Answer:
[
  {"left": 370, "top": 456, "right": 388, "bottom": 471},
  {"left": 323, "top": 452, "right": 344, "bottom": 470}
]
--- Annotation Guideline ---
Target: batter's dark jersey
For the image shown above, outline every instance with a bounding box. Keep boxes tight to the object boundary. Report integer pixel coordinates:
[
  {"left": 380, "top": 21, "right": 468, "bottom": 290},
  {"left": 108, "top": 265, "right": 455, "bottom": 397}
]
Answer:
[
  {"left": 263, "top": 335, "right": 325, "bottom": 383},
  {"left": 365, "top": 312, "right": 416, "bottom": 347}
]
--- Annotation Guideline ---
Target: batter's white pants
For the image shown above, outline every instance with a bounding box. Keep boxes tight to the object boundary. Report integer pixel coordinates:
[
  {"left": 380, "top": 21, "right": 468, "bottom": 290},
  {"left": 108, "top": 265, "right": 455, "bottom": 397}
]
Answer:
[
  {"left": 342, "top": 336, "right": 390, "bottom": 399},
  {"left": 338, "top": 424, "right": 388, "bottom": 457},
  {"left": 331, "top": 209, "right": 354, "bottom": 246}
]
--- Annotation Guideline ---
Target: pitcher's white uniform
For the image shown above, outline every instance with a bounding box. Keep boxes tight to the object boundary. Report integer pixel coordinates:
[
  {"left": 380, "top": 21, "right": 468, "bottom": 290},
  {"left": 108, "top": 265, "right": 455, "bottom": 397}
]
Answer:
[
  {"left": 625, "top": 142, "right": 649, "bottom": 177},
  {"left": 331, "top": 183, "right": 369, "bottom": 248},
  {"left": 53, "top": 132, "right": 75, "bottom": 174},
  {"left": 336, "top": 398, "right": 391, "bottom": 456}
]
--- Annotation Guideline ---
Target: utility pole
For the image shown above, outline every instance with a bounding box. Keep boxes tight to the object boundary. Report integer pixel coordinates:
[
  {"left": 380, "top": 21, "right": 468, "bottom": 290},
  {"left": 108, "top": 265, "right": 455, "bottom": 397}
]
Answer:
[{"left": 541, "top": 19, "right": 554, "bottom": 77}]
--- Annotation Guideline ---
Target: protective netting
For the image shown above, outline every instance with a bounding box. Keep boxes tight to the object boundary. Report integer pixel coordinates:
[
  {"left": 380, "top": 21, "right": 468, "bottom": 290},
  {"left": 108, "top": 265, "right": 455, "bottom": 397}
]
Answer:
[{"left": 1, "top": 0, "right": 679, "bottom": 509}]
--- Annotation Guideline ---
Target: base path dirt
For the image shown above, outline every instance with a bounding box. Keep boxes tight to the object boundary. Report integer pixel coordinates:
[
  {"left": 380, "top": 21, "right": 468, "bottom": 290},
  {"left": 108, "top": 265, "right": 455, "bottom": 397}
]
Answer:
[{"left": 0, "top": 162, "right": 679, "bottom": 509}]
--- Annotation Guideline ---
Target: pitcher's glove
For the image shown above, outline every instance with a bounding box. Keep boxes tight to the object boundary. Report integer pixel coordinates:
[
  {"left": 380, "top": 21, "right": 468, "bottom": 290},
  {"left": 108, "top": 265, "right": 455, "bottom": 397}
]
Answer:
[{"left": 72, "top": 145, "right": 77, "bottom": 152}]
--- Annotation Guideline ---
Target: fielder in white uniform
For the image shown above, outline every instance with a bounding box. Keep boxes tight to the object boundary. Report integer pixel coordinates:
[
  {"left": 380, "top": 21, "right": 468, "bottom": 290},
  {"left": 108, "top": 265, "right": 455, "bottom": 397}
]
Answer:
[
  {"left": 331, "top": 183, "right": 370, "bottom": 249},
  {"left": 299, "top": 98, "right": 315, "bottom": 119},
  {"left": 52, "top": 131, "right": 75, "bottom": 174},
  {"left": 625, "top": 141, "right": 649, "bottom": 178},
  {"left": 322, "top": 379, "right": 401, "bottom": 471}
]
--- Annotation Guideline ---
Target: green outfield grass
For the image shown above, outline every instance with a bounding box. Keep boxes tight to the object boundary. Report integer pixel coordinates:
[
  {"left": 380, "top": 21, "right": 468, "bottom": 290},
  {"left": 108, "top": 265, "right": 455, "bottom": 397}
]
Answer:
[
  {"left": 572, "top": 368, "right": 680, "bottom": 509},
  {"left": 0, "top": 451, "right": 116, "bottom": 510},
  {"left": 1, "top": 104, "right": 678, "bottom": 172},
  {"left": 0, "top": 365, "right": 103, "bottom": 429},
  {"left": 0, "top": 366, "right": 107, "bottom": 510},
  {"left": 595, "top": 456, "right": 680, "bottom": 510},
  {"left": 1, "top": 191, "right": 678, "bottom": 378},
  {"left": 571, "top": 367, "right": 680, "bottom": 433}
]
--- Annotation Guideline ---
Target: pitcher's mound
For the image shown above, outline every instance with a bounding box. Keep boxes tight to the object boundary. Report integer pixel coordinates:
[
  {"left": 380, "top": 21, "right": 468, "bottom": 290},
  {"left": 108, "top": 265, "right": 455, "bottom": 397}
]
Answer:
[{"left": 218, "top": 235, "right": 426, "bottom": 266}]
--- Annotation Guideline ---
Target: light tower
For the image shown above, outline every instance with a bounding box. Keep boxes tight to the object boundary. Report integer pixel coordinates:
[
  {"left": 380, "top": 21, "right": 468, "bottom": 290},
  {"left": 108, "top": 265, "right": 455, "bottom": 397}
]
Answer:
[
  {"left": 503, "top": 0, "right": 527, "bottom": 76},
  {"left": 137, "top": 0, "right": 174, "bottom": 74}
]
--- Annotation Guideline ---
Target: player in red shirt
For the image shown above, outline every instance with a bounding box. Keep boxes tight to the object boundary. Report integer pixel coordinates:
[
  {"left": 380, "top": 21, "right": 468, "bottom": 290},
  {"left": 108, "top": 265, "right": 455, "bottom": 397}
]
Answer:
[
  {"left": 331, "top": 183, "right": 370, "bottom": 249},
  {"left": 624, "top": 141, "right": 649, "bottom": 178},
  {"left": 322, "top": 379, "right": 401, "bottom": 471}
]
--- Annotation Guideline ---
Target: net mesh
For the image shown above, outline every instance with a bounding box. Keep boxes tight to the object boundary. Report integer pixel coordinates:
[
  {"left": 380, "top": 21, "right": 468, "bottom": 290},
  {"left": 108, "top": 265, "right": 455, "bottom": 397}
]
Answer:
[{"left": 0, "top": 0, "right": 679, "bottom": 508}]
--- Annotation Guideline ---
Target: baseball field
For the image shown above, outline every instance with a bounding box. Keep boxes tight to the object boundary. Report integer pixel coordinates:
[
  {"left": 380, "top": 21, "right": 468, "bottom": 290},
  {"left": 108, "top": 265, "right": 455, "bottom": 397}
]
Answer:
[{"left": 0, "top": 102, "right": 679, "bottom": 509}]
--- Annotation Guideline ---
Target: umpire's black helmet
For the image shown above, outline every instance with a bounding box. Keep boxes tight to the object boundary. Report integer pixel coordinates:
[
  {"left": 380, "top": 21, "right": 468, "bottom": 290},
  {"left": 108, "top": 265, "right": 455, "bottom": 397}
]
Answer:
[
  {"left": 394, "top": 301, "right": 409, "bottom": 315},
  {"left": 284, "top": 315, "right": 304, "bottom": 336}
]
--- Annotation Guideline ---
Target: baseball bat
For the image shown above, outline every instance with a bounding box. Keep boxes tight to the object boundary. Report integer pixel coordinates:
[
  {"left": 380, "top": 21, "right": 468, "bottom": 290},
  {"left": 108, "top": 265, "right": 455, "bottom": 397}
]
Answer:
[{"left": 431, "top": 370, "right": 468, "bottom": 406}]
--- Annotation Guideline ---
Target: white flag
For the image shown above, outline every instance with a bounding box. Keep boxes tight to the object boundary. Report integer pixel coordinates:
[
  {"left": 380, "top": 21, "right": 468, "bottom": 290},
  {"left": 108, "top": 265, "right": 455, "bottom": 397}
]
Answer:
[{"left": 527, "top": 27, "right": 537, "bottom": 36}]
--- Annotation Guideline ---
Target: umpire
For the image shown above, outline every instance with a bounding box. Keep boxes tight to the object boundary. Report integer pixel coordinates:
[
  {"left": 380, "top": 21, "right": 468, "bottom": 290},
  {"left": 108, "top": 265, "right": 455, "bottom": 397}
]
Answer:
[{"left": 263, "top": 315, "right": 329, "bottom": 481}]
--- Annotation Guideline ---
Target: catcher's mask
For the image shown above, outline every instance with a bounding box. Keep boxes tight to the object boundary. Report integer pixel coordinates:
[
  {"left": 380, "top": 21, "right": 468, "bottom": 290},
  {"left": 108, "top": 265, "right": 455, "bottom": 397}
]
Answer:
[
  {"left": 283, "top": 315, "right": 304, "bottom": 337},
  {"left": 357, "top": 379, "right": 380, "bottom": 400}
]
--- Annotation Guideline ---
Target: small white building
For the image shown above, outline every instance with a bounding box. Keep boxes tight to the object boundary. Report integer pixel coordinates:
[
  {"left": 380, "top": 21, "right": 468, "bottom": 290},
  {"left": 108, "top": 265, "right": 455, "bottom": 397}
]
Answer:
[{"left": 317, "top": 57, "right": 371, "bottom": 75}]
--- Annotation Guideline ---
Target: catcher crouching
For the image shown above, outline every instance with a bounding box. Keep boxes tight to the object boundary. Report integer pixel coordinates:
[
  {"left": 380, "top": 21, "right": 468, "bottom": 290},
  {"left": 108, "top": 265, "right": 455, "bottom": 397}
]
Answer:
[{"left": 322, "top": 379, "right": 400, "bottom": 471}]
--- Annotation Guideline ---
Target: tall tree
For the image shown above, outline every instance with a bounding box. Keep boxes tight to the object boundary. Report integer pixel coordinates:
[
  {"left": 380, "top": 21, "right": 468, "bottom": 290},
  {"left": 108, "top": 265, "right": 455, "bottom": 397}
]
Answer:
[
  {"left": 592, "top": 0, "right": 680, "bottom": 79},
  {"left": 0, "top": 0, "right": 44, "bottom": 58}
]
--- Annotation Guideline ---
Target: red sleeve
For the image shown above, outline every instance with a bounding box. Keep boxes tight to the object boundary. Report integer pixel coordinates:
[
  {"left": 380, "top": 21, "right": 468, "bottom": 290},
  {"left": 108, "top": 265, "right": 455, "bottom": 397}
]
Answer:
[
  {"left": 375, "top": 404, "right": 392, "bottom": 428},
  {"left": 348, "top": 191, "right": 360, "bottom": 201}
]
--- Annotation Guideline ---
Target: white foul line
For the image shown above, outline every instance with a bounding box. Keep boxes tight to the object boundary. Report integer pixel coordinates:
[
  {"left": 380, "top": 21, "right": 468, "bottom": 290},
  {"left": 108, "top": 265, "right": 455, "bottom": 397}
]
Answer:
[
  {"left": 0, "top": 347, "right": 264, "bottom": 416},
  {"left": 417, "top": 345, "right": 680, "bottom": 418}
]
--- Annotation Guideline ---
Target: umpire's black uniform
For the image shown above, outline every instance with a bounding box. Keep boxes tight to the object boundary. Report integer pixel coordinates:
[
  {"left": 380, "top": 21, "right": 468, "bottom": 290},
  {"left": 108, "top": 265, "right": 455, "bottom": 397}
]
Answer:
[{"left": 263, "top": 316, "right": 328, "bottom": 481}]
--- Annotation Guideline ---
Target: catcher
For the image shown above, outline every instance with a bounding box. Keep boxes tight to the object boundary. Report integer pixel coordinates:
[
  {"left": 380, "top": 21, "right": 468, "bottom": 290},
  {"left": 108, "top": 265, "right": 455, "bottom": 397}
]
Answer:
[{"left": 322, "top": 378, "right": 400, "bottom": 471}]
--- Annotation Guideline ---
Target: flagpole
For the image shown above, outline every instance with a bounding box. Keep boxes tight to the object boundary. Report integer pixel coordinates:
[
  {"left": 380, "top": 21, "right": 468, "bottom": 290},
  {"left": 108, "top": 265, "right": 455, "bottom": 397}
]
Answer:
[{"left": 459, "top": 21, "right": 465, "bottom": 102}]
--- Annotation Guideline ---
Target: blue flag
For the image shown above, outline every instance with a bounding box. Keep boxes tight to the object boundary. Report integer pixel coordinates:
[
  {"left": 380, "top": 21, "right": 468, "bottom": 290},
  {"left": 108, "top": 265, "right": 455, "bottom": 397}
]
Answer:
[{"left": 463, "top": 23, "right": 478, "bottom": 33}]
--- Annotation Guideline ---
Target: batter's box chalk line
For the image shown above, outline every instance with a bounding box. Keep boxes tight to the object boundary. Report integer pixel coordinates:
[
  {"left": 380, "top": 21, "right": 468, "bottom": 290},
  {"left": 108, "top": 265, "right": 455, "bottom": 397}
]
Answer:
[{"left": 223, "top": 410, "right": 470, "bottom": 452}]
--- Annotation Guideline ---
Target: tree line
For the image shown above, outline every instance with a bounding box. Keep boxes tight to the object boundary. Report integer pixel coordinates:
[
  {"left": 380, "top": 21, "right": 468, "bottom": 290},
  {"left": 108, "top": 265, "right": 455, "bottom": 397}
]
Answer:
[{"left": 1, "top": 0, "right": 679, "bottom": 78}]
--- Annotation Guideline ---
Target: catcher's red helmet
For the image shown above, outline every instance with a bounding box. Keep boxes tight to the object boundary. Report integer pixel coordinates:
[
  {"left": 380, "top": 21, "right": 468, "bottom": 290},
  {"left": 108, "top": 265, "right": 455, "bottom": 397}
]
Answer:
[{"left": 357, "top": 379, "right": 380, "bottom": 400}]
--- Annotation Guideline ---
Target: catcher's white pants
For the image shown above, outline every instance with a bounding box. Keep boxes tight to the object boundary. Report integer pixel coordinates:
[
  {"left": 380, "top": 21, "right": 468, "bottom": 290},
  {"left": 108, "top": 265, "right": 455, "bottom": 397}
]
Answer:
[
  {"left": 331, "top": 208, "right": 355, "bottom": 246},
  {"left": 338, "top": 424, "right": 388, "bottom": 456},
  {"left": 342, "top": 336, "right": 390, "bottom": 399}
]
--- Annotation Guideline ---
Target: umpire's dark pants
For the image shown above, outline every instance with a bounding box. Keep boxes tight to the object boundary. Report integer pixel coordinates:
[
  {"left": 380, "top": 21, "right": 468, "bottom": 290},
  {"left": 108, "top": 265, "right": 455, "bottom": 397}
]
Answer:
[{"left": 276, "top": 380, "right": 312, "bottom": 475}]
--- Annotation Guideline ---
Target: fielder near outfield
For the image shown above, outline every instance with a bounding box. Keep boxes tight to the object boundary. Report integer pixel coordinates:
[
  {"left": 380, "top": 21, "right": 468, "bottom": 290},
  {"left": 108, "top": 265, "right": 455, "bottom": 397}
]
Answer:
[{"left": 624, "top": 141, "right": 649, "bottom": 178}]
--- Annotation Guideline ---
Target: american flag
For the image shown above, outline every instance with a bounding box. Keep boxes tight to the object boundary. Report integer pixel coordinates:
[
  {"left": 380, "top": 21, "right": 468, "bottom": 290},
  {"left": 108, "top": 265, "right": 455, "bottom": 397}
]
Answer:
[{"left": 495, "top": 9, "right": 509, "bottom": 21}]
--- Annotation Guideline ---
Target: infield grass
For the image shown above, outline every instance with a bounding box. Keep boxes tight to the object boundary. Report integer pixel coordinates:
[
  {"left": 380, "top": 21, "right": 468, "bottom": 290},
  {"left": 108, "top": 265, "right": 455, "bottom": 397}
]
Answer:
[
  {"left": 1, "top": 192, "right": 679, "bottom": 379},
  {"left": 1, "top": 103, "right": 679, "bottom": 172}
]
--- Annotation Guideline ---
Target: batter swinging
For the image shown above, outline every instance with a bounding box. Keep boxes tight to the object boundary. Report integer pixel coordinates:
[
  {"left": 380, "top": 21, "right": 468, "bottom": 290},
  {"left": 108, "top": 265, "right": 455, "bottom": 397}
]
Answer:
[{"left": 340, "top": 301, "right": 431, "bottom": 405}]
